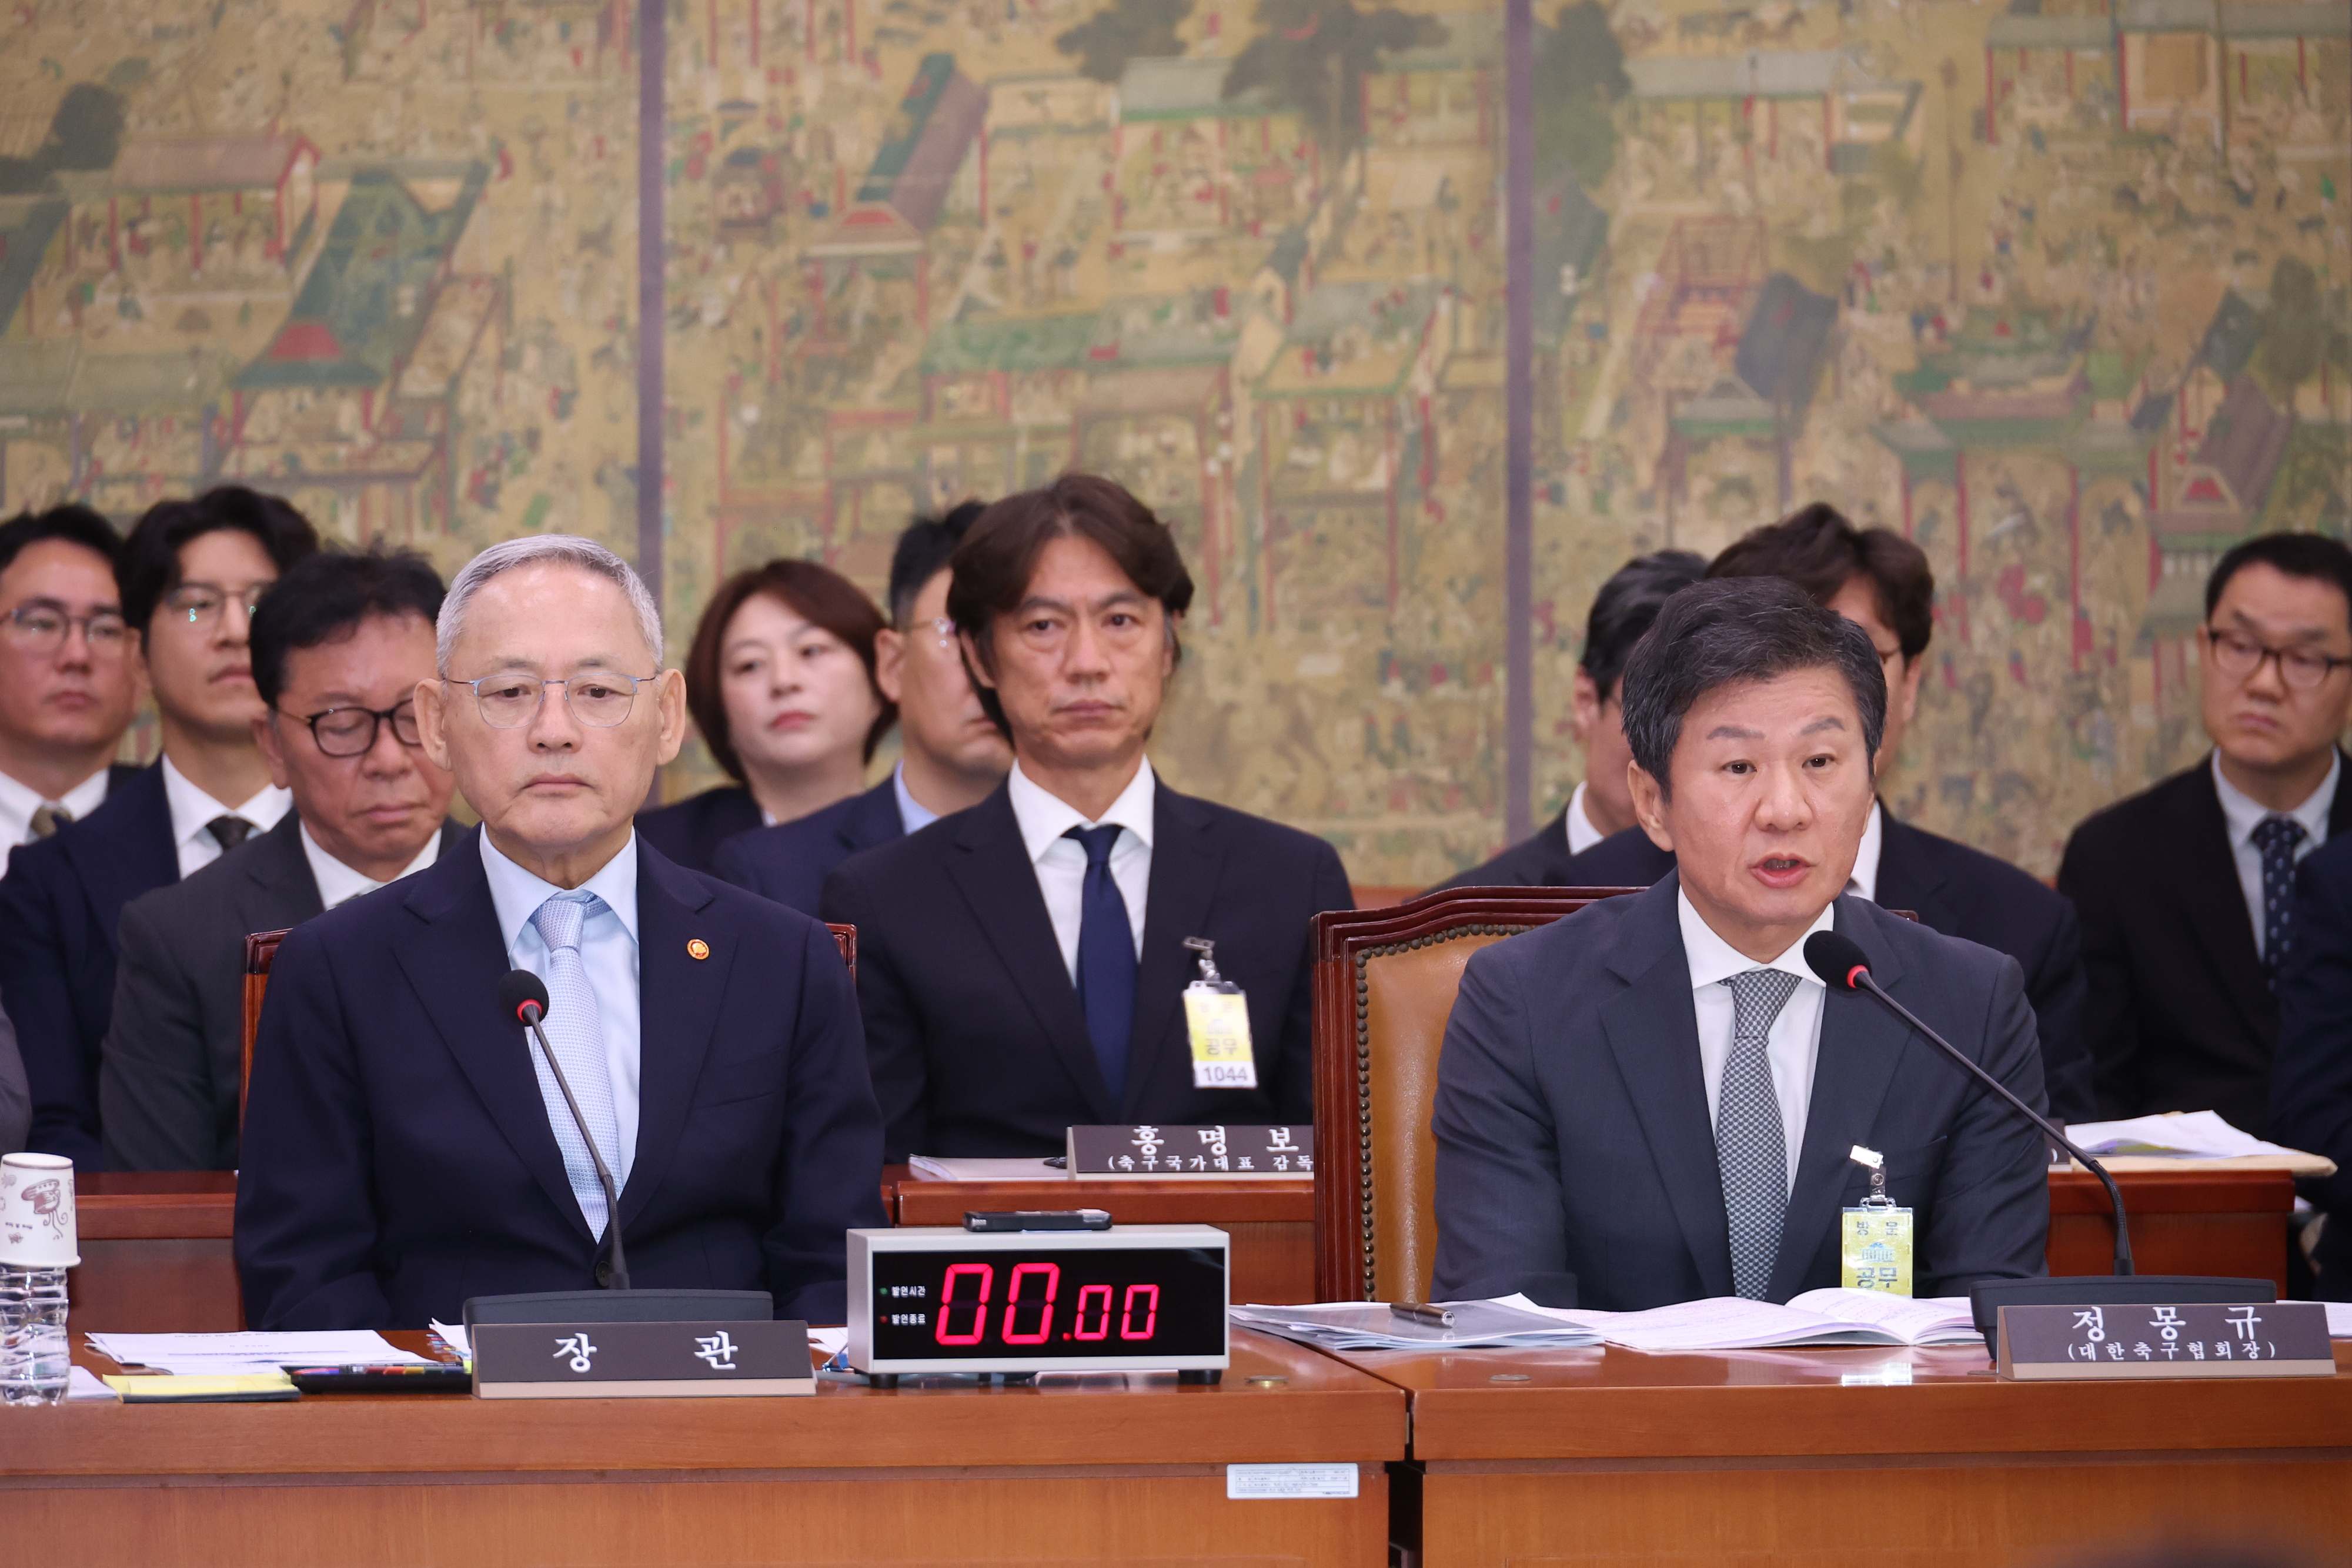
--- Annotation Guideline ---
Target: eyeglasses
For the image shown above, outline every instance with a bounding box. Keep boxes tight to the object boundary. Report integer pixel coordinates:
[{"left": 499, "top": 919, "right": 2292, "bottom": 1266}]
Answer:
[
  {"left": 2, "top": 601, "right": 128, "bottom": 656},
  {"left": 2203, "top": 626, "right": 2352, "bottom": 691},
  {"left": 286, "top": 699, "right": 422, "bottom": 758},
  {"left": 163, "top": 582, "right": 270, "bottom": 626},
  {"left": 445, "top": 672, "right": 659, "bottom": 728},
  {"left": 916, "top": 616, "right": 958, "bottom": 651}
]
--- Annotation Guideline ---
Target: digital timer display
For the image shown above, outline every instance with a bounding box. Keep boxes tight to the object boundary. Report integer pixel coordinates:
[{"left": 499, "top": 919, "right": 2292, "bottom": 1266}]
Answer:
[{"left": 866, "top": 1246, "right": 1227, "bottom": 1362}]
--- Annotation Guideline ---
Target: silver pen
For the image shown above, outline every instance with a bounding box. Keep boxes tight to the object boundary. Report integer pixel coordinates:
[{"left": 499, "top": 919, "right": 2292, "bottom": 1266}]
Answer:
[{"left": 1391, "top": 1302, "right": 1455, "bottom": 1328}]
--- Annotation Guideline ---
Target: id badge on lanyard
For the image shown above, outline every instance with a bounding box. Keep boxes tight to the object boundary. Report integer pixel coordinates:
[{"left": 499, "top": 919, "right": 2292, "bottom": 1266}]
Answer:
[
  {"left": 1840, "top": 1144, "right": 1915, "bottom": 1296},
  {"left": 1181, "top": 937, "right": 1257, "bottom": 1091}
]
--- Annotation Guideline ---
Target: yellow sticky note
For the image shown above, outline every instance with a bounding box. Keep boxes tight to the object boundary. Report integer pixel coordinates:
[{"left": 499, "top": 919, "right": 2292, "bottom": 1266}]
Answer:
[{"left": 103, "top": 1372, "right": 299, "bottom": 1402}]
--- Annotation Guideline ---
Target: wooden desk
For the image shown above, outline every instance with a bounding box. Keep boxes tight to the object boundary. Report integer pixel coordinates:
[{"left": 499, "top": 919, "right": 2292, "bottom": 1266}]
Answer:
[
  {"left": 891, "top": 1165, "right": 1317, "bottom": 1304},
  {"left": 1338, "top": 1340, "right": 2352, "bottom": 1568},
  {"left": 70, "top": 1171, "right": 241, "bottom": 1332},
  {"left": 2050, "top": 1167, "right": 2296, "bottom": 1290},
  {"left": 1, "top": 1330, "right": 1402, "bottom": 1568}
]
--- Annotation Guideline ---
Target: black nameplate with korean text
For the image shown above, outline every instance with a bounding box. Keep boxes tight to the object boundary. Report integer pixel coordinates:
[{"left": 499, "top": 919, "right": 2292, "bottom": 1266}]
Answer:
[
  {"left": 1994, "top": 1301, "right": 2334, "bottom": 1381},
  {"left": 473, "top": 1318, "right": 814, "bottom": 1399},
  {"left": 1066, "top": 1124, "right": 1313, "bottom": 1178}
]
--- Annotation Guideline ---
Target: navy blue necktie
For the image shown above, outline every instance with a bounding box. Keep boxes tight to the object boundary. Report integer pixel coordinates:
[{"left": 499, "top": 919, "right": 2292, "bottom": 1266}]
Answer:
[
  {"left": 1065, "top": 824, "right": 1136, "bottom": 1105},
  {"left": 2254, "top": 815, "right": 2307, "bottom": 989}
]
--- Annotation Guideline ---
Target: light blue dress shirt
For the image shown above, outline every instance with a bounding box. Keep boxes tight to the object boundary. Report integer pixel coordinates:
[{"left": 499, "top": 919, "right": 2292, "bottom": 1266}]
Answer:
[
  {"left": 891, "top": 760, "right": 939, "bottom": 835},
  {"left": 480, "top": 830, "right": 643, "bottom": 1192}
]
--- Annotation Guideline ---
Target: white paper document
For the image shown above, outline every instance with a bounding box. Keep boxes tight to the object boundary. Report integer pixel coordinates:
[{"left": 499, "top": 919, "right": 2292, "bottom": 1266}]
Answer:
[
  {"left": 2328, "top": 1302, "right": 2352, "bottom": 1340},
  {"left": 429, "top": 1319, "right": 470, "bottom": 1359},
  {"left": 2065, "top": 1110, "right": 2298, "bottom": 1160},
  {"left": 1500, "top": 1288, "right": 1980, "bottom": 1350},
  {"left": 88, "top": 1330, "right": 432, "bottom": 1376},
  {"left": 65, "top": 1365, "right": 118, "bottom": 1402},
  {"left": 906, "top": 1156, "right": 1067, "bottom": 1182},
  {"left": 1230, "top": 1300, "right": 1604, "bottom": 1351}
]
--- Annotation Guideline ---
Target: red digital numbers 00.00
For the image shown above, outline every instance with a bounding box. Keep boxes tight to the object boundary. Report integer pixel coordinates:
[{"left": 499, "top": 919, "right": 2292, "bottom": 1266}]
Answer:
[{"left": 931, "top": 1263, "right": 1160, "bottom": 1347}]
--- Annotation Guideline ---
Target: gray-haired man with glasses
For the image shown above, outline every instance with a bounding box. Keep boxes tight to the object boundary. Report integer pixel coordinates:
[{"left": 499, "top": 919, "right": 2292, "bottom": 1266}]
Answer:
[
  {"left": 0, "top": 505, "right": 140, "bottom": 865},
  {"left": 102, "top": 547, "right": 462, "bottom": 1170}
]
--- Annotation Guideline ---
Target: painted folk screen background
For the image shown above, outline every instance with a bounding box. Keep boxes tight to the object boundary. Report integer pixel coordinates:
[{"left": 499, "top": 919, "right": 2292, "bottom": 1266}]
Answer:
[{"left": 0, "top": 0, "right": 2344, "bottom": 885}]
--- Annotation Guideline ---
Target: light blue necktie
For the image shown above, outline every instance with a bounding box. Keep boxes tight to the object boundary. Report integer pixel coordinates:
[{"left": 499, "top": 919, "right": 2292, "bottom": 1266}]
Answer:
[
  {"left": 527, "top": 891, "right": 622, "bottom": 1239},
  {"left": 1718, "top": 968, "right": 1800, "bottom": 1300}
]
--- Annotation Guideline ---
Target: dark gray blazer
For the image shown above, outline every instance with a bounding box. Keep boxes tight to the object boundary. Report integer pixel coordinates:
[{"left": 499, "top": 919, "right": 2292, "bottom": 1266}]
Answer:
[
  {"left": 1431, "top": 875, "right": 2051, "bottom": 1309},
  {"left": 0, "top": 997, "right": 28, "bottom": 1154},
  {"left": 99, "top": 812, "right": 466, "bottom": 1171}
]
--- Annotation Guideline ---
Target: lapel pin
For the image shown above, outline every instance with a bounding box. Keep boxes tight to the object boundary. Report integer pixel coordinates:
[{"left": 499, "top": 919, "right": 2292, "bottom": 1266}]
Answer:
[{"left": 687, "top": 938, "right": 710, "bottom": 961}]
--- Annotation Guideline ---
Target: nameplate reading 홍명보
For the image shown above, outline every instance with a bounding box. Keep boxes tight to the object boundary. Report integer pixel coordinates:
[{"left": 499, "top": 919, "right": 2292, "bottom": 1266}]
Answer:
[
  {"left": 1065, "top": 1124, "right": 1314, "bottom": 1179},
  {"left": 1994, "top": 1301, "right": 2334, "bottom": 1381},
  {"left": 472, "top": 1319, "right": 814, "bottom": 1398}
]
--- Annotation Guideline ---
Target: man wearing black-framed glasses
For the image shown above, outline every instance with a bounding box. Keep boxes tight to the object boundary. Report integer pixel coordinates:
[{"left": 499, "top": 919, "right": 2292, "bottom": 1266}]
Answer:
[
  {"left": 2062, "top": 531, "right": 2352, "bottom": 1144},
  {"left": 101, "top": 546, "right": 461, "bottom": 1171},
  {"left": 0, "top": 504, "right": 140, "bottom": 867}
]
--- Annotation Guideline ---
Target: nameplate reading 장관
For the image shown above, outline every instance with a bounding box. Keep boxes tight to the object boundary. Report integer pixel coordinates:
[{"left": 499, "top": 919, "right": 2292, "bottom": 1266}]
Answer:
[
  {"left": 473, "top": 1319, "right": 814, "bottom": 1398},
  {"left": 1066, "top": 1124, "right": 1313, "bottom": 1178},
  {"left": 1995, "top": 1301, "right": 2334, "bottom": 1381}
]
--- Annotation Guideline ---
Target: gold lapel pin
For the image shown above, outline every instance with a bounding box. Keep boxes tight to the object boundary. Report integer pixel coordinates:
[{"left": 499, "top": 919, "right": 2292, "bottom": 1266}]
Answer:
[{"left": 687, "top": 938, "right": 710, "bottom": 961}]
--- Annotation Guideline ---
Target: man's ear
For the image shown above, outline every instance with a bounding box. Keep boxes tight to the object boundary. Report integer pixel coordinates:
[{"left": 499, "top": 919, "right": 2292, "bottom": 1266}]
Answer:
[
  {"left": 958, "top": 628, "right": 998, "bottom": 692},
  {"left": 874, "top": 627, "right": 906, "bottom": 705},
  {"left": 1628, "top": 760, "right": 1675, "bottom": 854},
  {"left": 1894, "top": 652, "right": 1925, "bottom": 731},
  {"left": 415, "top": 676, "right": 455, "bottom": 773},
  {"left": 1569, "top": 667, "right": 1601, "bottom": 746},
  {"left": 253, "top": 712, "right": 293, "bottom": 791}
]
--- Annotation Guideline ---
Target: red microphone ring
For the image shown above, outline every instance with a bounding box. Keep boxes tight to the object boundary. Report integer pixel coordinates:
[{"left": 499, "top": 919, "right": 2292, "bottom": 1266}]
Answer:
[{"left": 1844, "top": 965, "right": 1867, "bottom": 990}]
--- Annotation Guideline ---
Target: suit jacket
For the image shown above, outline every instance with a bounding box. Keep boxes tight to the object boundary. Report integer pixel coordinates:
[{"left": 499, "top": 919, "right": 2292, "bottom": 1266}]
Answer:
[
  {"left": 99, "top": 811, "right": 468, "bottom": 1172},
  {"left": 233, "top": 828, "right": 887, "bottom": 1329},
  {"left": 2059, "top": 753, "right": 2352, "bottom": 1137},
  {"left": 2270, "top": 833, "right": 2352, "bottom": 1298},
  {"left": 0, "top": 996, "right": 28, "bottom": 1155},
  {"left": 633, "top": 784, "right": 763, "bottom": 876},
  {"left": 1509, "top": 816, "right": 2098, "bottom": 1125},
  {"left": 0, "top": 761, "right": 171, "bottom": 1166},
  {"left": 823, "top": 780, "right": 1355, "bottom": 1161},
  {"left": 1431, "top": 876, "right": 2051, "bottom": 1308},
  {"left": 1434, "top": 809, "right": 1573, "bottom": 891},
  {"left": 713, "top": 779, "right": 903, "bottom": 916}
]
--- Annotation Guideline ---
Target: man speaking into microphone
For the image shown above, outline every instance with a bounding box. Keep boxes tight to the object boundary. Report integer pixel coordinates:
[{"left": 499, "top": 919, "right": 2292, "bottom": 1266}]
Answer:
[
  {"left": 236, "top": 536, "right": 884, "bottom": 1329},
  {"left": 1431, "top": 577, "right": 2048, "bottom": 1309}
]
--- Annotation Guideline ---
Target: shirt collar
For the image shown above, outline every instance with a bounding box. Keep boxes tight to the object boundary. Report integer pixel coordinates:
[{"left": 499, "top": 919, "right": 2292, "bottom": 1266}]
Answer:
[
  {"left": 1676, "top": 885, "right": 1839, "bottom": 993},
  {"left": 160, "top": 754, "right": 292, "bottom": 850},
  {"left": 300, "top": 820, "right": 442, "bottom": 910},
  {"left": 892, "top": 760, "right": 940, "bottom": 834},
  {"left": 1847, "top": 801, "right": 1885, "bottom": 904},
  {"left": 479, "top": 828, "right": 642, "bottom": 954},
  {"left": 0, "top": 764, "right": 111, "bottom": 838},
  {"left": 1564, "top": 781, "right": 1603, "bottom": 855},
  {"left": 2211, "top": 749, "right": 2338, "bottom": 852},
  {"left": 1005, "top": 756, "right": 1157, "bottom": 866}
]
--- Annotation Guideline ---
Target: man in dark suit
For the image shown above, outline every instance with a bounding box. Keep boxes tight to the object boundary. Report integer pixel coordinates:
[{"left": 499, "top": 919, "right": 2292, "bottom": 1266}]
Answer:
[
  {"left": 2271, "top": 833, "right": 2352, "bottom": 1299},
  {"left": 0, "top": 488, "right": 317, "bottom": 1165},
  {"left": 236, "top": 533, "right": 884, "bottom": 1329},
  {"left": 102, "top": 547, "right": 463, "bottom": 1171},
  {"left": 0, "top": 999, "right": 28, "bottom": 1154},
  {"left": 824, "top": 476, "right": 1353, "bottom": 1161},
  {"left": 1541, "top": 506, "right": 2094, "bottom": 1124},
  {"left": 715, "top": 501, "right": 1011, "bottom": 912},
  {"left": 1438, "top": 550, "right": 1703, "bottom": 889},
  {"left": 2062, "top": 533, "right": 2352, "bottom": 1137},
  {"left": 1433, "top": 579, "right": 2049, "bottom": 1309}
]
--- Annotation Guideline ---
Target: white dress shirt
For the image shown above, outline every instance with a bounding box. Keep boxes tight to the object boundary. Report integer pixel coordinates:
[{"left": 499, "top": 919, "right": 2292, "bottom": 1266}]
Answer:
[
  {"left": 480, "top": 831, "right": 643, "bottom": 1191},
  {"left": 2211, "top": 750, "right": 2337, "bottom": 959},
  {"left": 892, "top": 760, "right": 940, "bottom": 835},
  {"left": 1678, "top": 889, "right": 1838, "bottom": 1197},
  {"left": 0, "top": 764, "right": 111, "bottom": 862},
  {"left": 1006, "top": 757, "right": 1155, "bottom": 983},
  {"left": 299, "top": 821, "right": 442, "bottom": 911},
  {"left": 1563, "top": 782, "right": 1604, "bottom": 855},
  {"left": 161, "top": 755, "right": 292, "bottom": 878},
  {"left": 1847, "top": 801, "right": 1885, "bottom": 904}
]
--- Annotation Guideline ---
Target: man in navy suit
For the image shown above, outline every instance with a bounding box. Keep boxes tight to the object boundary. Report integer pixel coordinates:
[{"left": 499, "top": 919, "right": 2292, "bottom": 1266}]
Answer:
[
  {"left": 823, "top": 476, "right": 1353, "bottom": 1161},
  {"left": 715, "top": 501, "right": 1011, "bottom": 912},
  {"left": 236, "top": 534, "right": 884, "bottom": 1329},
  {"left": 1432, "top": 579, "right": 2049, "bottom": 1309},
  {"left": 0, "top": 488, "right": 317, "bottom": 1164},
  {"left": 2269, "top": 834, "right": 2352, "bottom": 1298}
]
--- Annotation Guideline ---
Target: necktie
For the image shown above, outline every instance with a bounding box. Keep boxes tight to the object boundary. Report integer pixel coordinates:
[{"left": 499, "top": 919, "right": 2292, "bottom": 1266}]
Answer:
[
  {"left": 208, "top": 814, "right": 256, "bottom": 852},
  {"left": 1065, "top": 824, "right": 1136, "bottom": 1106},
  {"left": 1718, "top": 968, "right": 1800, "bottom": 1300},
  {"left": 527, "top": 891, "right": 623, "bottom": 1238},
  {"left": 28, "top": 804, "right": 69, "bottom": 840},
  {"left": 2254, "top": 815, "right": 2307, "bottom": 987}
]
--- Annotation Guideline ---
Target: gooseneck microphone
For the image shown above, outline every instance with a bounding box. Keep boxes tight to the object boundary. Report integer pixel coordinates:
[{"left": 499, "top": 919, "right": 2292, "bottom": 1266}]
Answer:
[
  {"left": 1801, "top": 930, "right": 2134, "bottom": 1278},
  {"left": 497, "top": 969, "right": 632, "bottom": 1291}
]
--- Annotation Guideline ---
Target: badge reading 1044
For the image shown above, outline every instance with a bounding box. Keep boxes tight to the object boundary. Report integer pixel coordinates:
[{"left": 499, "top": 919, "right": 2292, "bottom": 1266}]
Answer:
[{"left": 472, "top": 1319, "right": 816, "bottom": 1398}]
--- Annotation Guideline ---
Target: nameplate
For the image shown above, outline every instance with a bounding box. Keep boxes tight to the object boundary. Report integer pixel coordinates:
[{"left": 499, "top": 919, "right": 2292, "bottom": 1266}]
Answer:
[
  {"left": 1067, "top": 1124, "right": 1314, "bottom": 1178},
  {"left": 1994, "top": 1301, "right": 2334, "bottom": 1381},
  {"left": 473, "top": 1318, "right": 814, "bottom": 1398}
]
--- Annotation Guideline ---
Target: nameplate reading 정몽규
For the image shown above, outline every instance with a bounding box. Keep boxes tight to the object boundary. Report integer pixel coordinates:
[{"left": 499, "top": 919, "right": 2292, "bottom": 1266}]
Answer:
[
  {"left": 1066, "top": 1124, "right": 1313, "bottom": 1179},
  {"left": 473, "top": 1319, "right": 814, "bottom": 1398},
  {"left": 1994, "top": 1301, "right": 2334, "bottom": 1381}
]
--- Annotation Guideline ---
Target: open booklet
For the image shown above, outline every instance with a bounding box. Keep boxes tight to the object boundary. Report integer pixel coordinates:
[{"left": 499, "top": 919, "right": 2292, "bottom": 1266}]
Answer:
[
  {"left": 1230, "top": 1300, "right": 1604, "bottom": 1351},
  {"left": 1500, "top": 1288, "right": 1980, "bottom": 1350}
]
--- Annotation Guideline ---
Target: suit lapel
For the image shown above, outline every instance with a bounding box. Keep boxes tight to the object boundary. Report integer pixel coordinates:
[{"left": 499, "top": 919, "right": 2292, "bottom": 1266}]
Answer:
[
  {"left": 1768, "top": 900, "right": 1910, "bottom": 1301},
  {"left": 837, "top": 780, "right": 906, "bottom": 856},
  {"left": 391, "top": 831, "right": 592, "bottom": 1242},
  {"left": 619, "top": 847, "right": 726, "bottom": 1228},
  {"left": 1871, "top": 813, "right": 1953, "bottom": 927},
  {"left": 1124, "top": 788, "right": 1220, "bottom": 1116},
  {"left": 946, "top": 790, "right": 1114, "bottom": 1119},
  {"left": 66, "top": 765, "right": 179, "bottom": 952},
  {"left": 238, "top": 815, "right": 325, "bottom": 931},
  {"left": 1598, "top": 878, "right": 1735, "bottom": 1299},
  {"left": 2170, "top": 761, "right": 2274, "bottom": 1039}
]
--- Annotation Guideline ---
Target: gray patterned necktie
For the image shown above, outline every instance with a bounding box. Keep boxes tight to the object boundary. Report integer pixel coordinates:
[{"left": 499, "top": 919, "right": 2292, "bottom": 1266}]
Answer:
[
  {"left": 527, "top": 891, "right": 622, "bottom": 1239},
  {"left": 1718, "top": 968, "right": 1800, "bottom": 1300}
]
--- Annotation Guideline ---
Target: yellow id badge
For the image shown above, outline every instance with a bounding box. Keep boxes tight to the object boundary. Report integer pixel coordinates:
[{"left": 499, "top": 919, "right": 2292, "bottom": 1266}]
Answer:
[
  {"left": 1181, "top": 937, "right": 1257, "bottom": 1090},
  {"left": 1841, "top": 1145, "right": 1913, "bottom": 1295}
]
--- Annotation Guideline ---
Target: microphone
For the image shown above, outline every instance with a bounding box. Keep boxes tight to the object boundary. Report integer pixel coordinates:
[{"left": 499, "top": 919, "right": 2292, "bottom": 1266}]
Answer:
[
  {"left": 1802, "top": 930, "right": 2132, "bottom": 1276},
  {"left": 498, "top": 968, "right": 630, "bottom": 1292}
]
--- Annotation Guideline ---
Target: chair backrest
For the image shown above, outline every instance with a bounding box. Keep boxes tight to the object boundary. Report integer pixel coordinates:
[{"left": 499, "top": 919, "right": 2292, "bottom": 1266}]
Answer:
[
  {"left": 1309, "top": 885, "right": 1645, "bottom": 1303},
  {"left": 237, "top": 922, "right": 862, "bottom": 1129}
]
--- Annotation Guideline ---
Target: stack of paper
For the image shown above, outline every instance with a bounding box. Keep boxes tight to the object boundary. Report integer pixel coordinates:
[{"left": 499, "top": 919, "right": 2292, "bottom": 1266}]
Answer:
[
  {"left": 2066, "top": 1110, "right": 2301, "bottom": 1160},
  {"left": 88, "top": 1331, "right": 433, "bottom": 1376},
  {"left": 1502, "top": 1288, "right": 1980, "bottom": 1350},
  {"left": 1230, "top": 1300, "right": 1605, "bottom": 1351},
  {"left": 906, "top": 1156, "right": 1066, "bottom": 1182}
]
